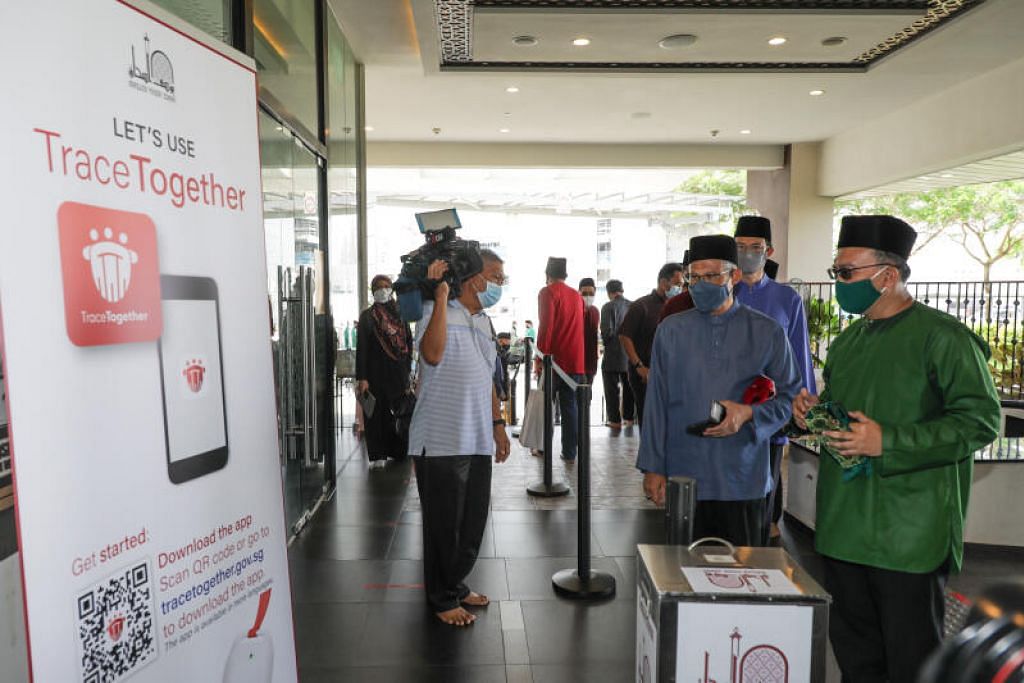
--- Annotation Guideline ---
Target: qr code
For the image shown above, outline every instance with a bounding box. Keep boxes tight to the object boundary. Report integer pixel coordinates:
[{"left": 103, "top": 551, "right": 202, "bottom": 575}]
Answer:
[{"left": 76, "top": 562, "right": 158, "bottom": 682}]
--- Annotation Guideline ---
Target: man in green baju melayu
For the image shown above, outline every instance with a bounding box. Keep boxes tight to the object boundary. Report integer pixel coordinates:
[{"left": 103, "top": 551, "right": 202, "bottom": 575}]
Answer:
[{"left": 793, "top": 215, "right": 1000, "bottom": 683}]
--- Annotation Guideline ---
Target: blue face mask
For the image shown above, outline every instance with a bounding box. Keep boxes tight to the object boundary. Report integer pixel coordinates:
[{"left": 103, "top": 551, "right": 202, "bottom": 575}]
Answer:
[
  {"left": 689, "top": 280, "right": 730, "bottom": 313},
  {"left": 477, "top": 280, "right": 503, "bottom": 309},
  {"left": 667, "top": 284, "right": 683, "bottom": 298}
]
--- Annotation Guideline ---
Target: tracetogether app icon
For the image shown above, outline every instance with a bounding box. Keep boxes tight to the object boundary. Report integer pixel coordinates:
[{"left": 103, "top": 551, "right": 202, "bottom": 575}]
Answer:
[
  {"left": 58, "top": 202, "right": 162, "bottom": 346},
  {"left": 182, "top": 357, "right": 207, "bottom": 395}
]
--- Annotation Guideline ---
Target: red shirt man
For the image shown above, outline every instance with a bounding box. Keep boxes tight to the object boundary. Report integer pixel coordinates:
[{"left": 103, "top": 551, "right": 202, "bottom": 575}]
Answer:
[
  {"left": 537, "top": 261, "right": 584, "bottom": 375},
  {"left": 535, "top": 257, "right": 585, "bottom": 461}
]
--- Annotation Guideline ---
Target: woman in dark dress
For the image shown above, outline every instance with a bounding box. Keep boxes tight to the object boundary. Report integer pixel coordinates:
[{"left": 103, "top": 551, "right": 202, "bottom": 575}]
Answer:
[{"left": 356, "top": 275, "right": 413, "bottom": 468}]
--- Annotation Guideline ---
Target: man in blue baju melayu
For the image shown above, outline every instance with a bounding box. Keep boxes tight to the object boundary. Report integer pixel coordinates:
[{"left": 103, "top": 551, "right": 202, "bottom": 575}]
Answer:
[
  {"left": 733, "top": 216, "right": 817, "bottom": 543},
  {"left": 638, "top": 235, "right": 802, "bottom": 547}
]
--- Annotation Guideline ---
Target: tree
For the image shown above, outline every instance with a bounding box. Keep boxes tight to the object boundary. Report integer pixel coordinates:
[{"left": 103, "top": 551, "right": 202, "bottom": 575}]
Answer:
[
  {"left": 837, "top": 181, "right": 1024, "bottom": 282},
  {"left": 674, "top": 170, "right": 750, "bottom": 223}
]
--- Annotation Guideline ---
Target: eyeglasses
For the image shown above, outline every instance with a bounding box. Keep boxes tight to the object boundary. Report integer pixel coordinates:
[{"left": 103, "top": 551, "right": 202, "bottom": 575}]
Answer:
[
  {"left": 736, "top": 244, "right": 767, "bottom": 254},
  {"left": 685, "top": 270, "right": 731, "bottom": 285},
  {"left": 827, "top": 263, "right": 889, "bottom": 281},
  {"left": 482, "top": 273, "right": 508, "bottom": 286}
]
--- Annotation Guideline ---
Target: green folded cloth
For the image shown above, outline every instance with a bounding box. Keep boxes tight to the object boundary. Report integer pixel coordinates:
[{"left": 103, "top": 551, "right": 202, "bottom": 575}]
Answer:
[{"left": 805, "top": 402, "right": 872, "bottom": 481}]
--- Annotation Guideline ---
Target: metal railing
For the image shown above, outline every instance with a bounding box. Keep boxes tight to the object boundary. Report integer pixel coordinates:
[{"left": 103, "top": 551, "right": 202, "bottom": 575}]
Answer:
[
  {"left": 792, "top": 280, "right": 1024, "bottom": 399},
  {"left": 530, "top": 348, "right": 616, "bottom": 600}
]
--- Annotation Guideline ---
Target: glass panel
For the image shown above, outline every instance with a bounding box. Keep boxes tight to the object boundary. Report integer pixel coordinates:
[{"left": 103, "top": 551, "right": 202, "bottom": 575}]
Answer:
[
  {"left": 149, "top": 0, "right": 232, "bottom": 43},
  {"left": 254, "top": 0, "right": 319, "bottom": 138},
  {"left": 260, "top": 110, "right": 326, "bottom": 531},
  {"left": 327, "top": 15, "right": 359, "bottom": 432}
]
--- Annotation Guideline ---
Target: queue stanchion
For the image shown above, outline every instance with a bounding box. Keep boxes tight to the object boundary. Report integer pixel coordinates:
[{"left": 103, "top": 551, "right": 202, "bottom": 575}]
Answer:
[
  {"left": 527, "top": 353, "right": 569, "bottom": 498},
  {"left": 665, "top": 477, "right": 697, "bottom": 545},
  {"left": 552, "top": 381, "right": 616, "bottom": 599},
  {"left": 523, "top": 338, "right": 533, "bottom": 408}
]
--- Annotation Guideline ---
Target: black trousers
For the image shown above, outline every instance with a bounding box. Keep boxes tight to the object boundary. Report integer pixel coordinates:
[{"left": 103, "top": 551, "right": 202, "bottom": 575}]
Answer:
[
  {"left": 364, "top": 393, "right": 407, "bottom": 462},
  {"left": 693, "top": 498, "right": 764, "bottom": 548},
  {"left": 413, "top": 455, "right": 492, "bottom": 612},
  {"left": 628, "top": 367, "right": 647, "bottom": 427},
  {"left": 601, "top": 369, "right": 635, "bottom": 424},
  {"left": 764, "top": 443, "right": 785, "bottom": 539},
  {"left": 823, "top": 555, "right": 948, "bottom": 683}
]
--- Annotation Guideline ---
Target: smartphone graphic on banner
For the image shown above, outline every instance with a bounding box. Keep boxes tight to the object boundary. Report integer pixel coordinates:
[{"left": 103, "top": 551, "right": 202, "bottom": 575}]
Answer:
[{"left": 158, "top": 275, "right": 229, "bottom": 483}]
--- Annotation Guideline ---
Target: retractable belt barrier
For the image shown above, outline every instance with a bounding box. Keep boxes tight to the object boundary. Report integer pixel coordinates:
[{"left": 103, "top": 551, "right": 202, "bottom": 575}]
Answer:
[{"left": 531, "top": 349, "right": 616, "bottom": 600}]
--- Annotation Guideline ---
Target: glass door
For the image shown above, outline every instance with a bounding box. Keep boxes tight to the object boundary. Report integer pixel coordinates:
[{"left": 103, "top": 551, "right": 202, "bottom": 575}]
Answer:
[{"left": 260, "top": 110, "right": 328, "bottom": 532}]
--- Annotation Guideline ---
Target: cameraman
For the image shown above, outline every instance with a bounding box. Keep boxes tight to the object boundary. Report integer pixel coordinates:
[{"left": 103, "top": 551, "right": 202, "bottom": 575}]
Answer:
[{"left": 408, "top": 250, "right": 511, "bottom": 627}]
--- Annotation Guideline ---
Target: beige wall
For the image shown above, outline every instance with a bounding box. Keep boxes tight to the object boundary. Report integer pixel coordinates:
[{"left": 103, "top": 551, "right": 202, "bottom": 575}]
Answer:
[
  {"left": 820, "top": 54, "right": 1024, "bottom": 198},
  {"left": 748, "top": 143, "right": 835, "bottom": 283}
]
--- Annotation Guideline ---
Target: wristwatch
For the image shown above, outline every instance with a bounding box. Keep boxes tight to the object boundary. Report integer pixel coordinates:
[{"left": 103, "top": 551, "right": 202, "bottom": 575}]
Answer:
[
  {"left": 493, "top": 418, "right": 506, "bottom": 427},
  {"left": 632, "top": 360, "right": 644, "bottom": 370}
]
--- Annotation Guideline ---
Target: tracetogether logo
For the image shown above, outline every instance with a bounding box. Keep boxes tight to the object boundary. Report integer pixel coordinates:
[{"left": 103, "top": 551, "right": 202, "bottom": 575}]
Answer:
[
  {"left": 128, "top": 33, "right": 175, "bottom": 101},
  {"left": 106, "top": 614, "right": 126, "bottom": 643},
  {"left": 58, "top": 202, "right": 162, "bottom": 347},
  {"left": 182, "top": 358, "right": 206, "bottom": 394},
  {"left": 83, "top": 227, "right": 138, "bottom": 304}
]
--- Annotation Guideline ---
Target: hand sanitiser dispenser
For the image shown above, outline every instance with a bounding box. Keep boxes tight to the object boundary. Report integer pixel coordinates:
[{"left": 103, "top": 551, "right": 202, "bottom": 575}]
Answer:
[{"left": 223, "top": 589, "right": 274, "bottom": 683}]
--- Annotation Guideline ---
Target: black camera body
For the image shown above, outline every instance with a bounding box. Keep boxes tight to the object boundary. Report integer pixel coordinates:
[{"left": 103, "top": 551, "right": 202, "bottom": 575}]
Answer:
[{"left": 394, "top": 209, "right": 483, "bottom": 322}]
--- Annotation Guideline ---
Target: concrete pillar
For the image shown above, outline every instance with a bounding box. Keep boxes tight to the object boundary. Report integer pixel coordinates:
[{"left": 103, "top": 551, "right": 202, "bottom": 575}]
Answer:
[{"left": 747, "top": 142, "right": 835, "bottom": 283}]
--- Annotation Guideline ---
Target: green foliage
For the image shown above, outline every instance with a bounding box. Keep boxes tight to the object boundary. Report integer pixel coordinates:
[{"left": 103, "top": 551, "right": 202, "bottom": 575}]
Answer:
[
  {"left": 836, "top": 181, "right": 1024, "bottom": 281},
  {"left": 973, "top": 322, "right": 1023, "bottom": 399},
  {"left": 675, "top": 170, "right": 750, "bottom": 223},
  {"left": 804, "top": 296, "right": 842, "bottom": 368}
]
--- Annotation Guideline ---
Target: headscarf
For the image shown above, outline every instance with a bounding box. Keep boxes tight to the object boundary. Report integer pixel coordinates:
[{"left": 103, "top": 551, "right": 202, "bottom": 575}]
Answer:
[{"left": 371, "top": 300, "right": 410, "bottom": 361}]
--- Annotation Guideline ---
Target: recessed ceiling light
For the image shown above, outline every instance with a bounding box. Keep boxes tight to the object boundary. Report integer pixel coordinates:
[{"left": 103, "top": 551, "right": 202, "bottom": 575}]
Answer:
[
  {"left": 658, "top": 34, "right": 698, "bottom": 49},
  {"left": 499, "top": 128, "right": 510, "bottom": 133},
  {"left": 364, "top": 126, "right": 374, "bottom": 132},
  {"left": 506, "top": 86, "right": 519, "bottom": 93},
  {"left": 768, "top": 36, "right": 787, "bottom": 46},
  {"left": 513, "top": 35, "right": 538, "bottom": 47},
  {"left": 503, "top": 112, "right": 512, "bottom": 117},
  {"left": 740, "top": 129, "right": 752, "bottom": 135},
  {"left": 822, "top": 36, "right": 847, "bottom": 47},
  {"left": 631, "top": 112, "right": 652, "bottom": 120},
  {"left": 941, "top": 173, "right": 954, "bottom": 179},
  {"left": 809, "top": 89, "right": 825, "bottom": 97},
  {"left": 572, "top": 37, "right": 591, "bottom": 46}
]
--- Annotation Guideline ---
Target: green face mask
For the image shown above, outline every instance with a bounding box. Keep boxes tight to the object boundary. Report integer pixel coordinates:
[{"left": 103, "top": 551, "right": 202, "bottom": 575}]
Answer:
[{"left": 835, "top": 268, "right": 886, "bottom": 314}]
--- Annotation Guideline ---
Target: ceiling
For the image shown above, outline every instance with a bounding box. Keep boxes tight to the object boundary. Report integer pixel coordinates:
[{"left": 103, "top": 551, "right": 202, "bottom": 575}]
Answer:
[
  {"left": 842, "top": 148, "right": 1024, "bottom": 199},
  {"left": 328, "top": 0, "right": 1024, "bottom": 150}
]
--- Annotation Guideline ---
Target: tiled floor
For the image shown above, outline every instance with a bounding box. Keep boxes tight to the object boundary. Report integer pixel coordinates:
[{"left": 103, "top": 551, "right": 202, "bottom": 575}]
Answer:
[{"left": 289, "top": 419, "right": 1024, "bottom": 682}]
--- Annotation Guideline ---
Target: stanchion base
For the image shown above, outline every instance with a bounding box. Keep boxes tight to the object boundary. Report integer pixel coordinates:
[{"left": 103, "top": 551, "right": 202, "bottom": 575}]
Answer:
[
  {"left": 552, "top": 569, "right": 617, "bottom": 600},
  {"left": 526, "top": 480, "right": 570, "bottom": 497}
]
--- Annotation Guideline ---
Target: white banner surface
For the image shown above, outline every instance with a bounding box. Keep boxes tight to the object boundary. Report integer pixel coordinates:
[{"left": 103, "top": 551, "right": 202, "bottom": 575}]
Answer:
[{"left": 0, "top": 2, "right": 297, "bottom": 681}]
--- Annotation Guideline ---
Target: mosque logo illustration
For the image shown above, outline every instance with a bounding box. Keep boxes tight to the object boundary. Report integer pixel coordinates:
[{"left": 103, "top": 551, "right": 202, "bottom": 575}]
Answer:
[
  {"left": 128, "top": 33, "right": 175, "bottom": 95},
  {"left": 703, "top": 569, "right": 774, "bottom": 593},
  {"left": 183, "top": 359, "right": 207, "bottom": 393},
  {"left": 699, "top": 628, "right": 790, "bottom": 683},
  {"left": 82, "top": 227, "right": 139, "bottom": 304}
]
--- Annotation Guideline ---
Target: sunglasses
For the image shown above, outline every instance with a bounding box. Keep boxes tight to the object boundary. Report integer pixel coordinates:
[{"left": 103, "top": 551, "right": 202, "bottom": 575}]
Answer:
[{"left": 827, "top": 263, "right": 890, "bottom": 281}]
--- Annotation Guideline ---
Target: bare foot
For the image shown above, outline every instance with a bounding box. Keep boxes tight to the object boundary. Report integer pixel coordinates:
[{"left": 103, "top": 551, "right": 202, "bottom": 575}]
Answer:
[
  {"left": 462, "top": 591, "right": 489, "bottom": 607},
  {"left": 436, "top": 606, "right": 476, "bottom": 626}
]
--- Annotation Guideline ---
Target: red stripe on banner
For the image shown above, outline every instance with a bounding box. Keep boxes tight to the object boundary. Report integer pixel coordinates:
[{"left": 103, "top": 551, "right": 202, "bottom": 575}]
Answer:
[
  {"left": 363, "top": 583, "right": 425, "bottom": 590},
  {"left": 1, "top": 303, "right": 35, "bottom": 682}
]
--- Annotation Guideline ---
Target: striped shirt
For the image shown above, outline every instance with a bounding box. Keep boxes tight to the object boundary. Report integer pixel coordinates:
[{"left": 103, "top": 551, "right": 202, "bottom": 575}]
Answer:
[{"left": 408, "top": 299, "right": 496, "bottom": 457}]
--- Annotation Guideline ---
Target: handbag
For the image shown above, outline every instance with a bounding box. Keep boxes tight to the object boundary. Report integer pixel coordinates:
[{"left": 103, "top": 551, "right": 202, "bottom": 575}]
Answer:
[
  {"left": 518, "top": 374, "right": 546, "bottom": 451},
  {"left": 390, "top": 391, "right": 417, "bottom": 438}
]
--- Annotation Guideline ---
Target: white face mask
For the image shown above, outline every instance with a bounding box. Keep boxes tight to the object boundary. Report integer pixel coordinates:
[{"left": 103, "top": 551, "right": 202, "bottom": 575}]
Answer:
[
  {"left": 372, "top": 288, "right": 392, "bottom": 304},
  {"left": 583, "top": 295, "right": 595, "bottom": 307}
]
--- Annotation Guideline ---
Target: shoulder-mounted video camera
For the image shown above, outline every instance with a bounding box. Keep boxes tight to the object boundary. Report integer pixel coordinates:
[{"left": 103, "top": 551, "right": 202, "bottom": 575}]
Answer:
[{"left": 393, "top": 208, "right": 483, "bottom": 322}]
